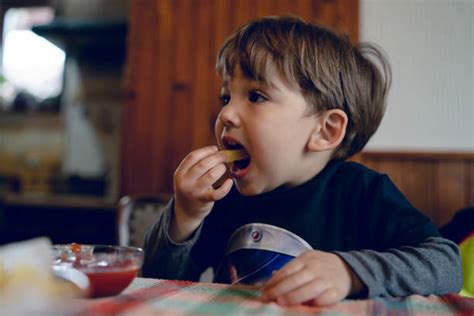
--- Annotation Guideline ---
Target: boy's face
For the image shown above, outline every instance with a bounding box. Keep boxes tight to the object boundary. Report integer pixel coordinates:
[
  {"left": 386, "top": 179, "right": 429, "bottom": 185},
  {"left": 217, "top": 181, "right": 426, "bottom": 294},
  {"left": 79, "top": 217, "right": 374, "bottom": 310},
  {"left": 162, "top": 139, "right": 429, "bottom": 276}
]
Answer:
[{"left": 215, "top": 65, "right": 320, "bottom": 196}]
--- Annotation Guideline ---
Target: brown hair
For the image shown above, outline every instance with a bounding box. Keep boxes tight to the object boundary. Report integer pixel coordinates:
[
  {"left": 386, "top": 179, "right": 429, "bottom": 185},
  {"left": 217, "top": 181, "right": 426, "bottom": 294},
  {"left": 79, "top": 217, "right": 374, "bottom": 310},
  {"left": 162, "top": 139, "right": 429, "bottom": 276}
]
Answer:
[{"left": 216, "top": 16, "right": 391, "bottom": 159}]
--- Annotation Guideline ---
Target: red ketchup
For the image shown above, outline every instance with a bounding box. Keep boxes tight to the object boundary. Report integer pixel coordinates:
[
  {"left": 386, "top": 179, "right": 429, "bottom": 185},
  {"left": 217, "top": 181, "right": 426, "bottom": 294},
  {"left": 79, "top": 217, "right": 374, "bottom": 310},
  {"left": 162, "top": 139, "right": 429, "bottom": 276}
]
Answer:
[
  {"left": 68, "top": 243, "right": 140, "bottom": 297},
  {"left": 86, "top": 265, "right": 139, "bottom": 297}
]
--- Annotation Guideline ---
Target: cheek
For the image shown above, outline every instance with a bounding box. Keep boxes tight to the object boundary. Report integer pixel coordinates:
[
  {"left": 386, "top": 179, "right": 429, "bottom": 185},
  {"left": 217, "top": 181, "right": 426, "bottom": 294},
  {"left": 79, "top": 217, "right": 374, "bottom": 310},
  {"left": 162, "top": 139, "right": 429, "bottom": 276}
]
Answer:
[
  {"left": 253, "top": 120, "right": 310, "bottom": 163},
  {"left": 250, "top": 129, "right": 288, "bottom": 166}
]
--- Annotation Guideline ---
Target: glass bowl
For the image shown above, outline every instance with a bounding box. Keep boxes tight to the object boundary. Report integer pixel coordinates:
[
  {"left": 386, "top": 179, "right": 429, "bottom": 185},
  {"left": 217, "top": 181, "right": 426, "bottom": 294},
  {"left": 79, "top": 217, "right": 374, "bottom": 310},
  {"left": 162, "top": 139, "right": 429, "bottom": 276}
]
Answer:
[{"left": 52, "top": 244, "right": 144, "bottom": 297}]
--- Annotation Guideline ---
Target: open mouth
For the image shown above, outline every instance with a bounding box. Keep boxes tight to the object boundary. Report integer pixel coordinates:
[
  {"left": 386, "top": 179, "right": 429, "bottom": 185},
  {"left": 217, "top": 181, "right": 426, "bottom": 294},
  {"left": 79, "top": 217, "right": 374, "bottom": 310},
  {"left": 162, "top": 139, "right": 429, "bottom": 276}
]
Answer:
[{"left": 223, "top": 138, "right": 251, "bottom": 176}]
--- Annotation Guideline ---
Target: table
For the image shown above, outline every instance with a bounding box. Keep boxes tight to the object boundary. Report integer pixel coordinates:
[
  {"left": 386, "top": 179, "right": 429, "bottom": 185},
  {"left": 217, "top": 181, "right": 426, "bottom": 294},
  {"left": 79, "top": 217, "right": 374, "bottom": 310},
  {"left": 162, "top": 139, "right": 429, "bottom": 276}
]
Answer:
[{"left": 77, "top": 278, "right": 474, "bottom": 316}]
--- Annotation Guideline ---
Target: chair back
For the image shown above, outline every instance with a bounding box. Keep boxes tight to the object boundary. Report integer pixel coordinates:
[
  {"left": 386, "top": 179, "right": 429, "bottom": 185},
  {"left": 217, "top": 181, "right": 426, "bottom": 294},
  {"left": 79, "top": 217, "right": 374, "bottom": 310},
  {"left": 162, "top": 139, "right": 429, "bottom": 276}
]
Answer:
[{"left": 117, "top": 194, "right": 171, "bottom": 248}]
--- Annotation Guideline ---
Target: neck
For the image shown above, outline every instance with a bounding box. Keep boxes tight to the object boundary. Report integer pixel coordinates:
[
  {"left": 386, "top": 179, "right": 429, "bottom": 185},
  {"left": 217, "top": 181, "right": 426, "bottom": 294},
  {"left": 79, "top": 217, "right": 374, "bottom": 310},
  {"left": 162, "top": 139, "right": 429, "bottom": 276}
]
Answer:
[{"left": 286, "top": 150, "right": 333, "bottom": 188}]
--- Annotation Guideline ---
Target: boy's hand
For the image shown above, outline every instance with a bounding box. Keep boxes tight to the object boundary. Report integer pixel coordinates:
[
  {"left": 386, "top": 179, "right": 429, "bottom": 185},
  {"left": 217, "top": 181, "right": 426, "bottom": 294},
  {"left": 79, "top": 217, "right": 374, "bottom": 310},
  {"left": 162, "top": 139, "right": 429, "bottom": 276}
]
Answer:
[
  {"left": 171, "top": 145, "right": 233, "bottom": 242},
  {"left": 261, "top": 250, "right": 364, "bottom": 306}
]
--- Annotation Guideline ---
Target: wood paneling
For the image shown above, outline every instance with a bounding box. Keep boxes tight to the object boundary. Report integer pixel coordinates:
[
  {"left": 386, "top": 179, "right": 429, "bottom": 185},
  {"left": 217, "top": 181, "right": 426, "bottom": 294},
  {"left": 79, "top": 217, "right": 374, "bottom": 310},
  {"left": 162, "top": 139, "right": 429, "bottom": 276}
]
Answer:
[
  {"left": 122, "top": 0, "right": 359, "bottom": 195},
  {"left": 435, "top": 162, "right": 467, "bottom": 226},
  {"left": 353, "top": 152, "right": 474, "bottom": 227}
]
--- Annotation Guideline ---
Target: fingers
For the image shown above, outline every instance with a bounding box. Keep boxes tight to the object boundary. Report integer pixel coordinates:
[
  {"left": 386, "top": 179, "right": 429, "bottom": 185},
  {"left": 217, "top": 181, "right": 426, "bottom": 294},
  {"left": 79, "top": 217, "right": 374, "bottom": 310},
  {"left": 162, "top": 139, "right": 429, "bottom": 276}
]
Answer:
[
  {"left": 308, "top": 287, "right": 340, "bottom": 306},
  {"left": 186, "top": 153, "right": 227, "bottom": 180},
  {"left": 178, "top": 146, "right": 227, "bottom": 181},
  {"left": 206, "top": 178, "right": 233, "bottom": 201},
  {"left": 278, "top": 279, "right": 332, "bottom": 306},
  {"left": 263, "top": 271, "right": 316, "bottom": 304},
  {"left": 262, "top": 255, "right": 307, "bottom": 290},
  {"left": 176, "top": 146, "right": 225, "bottom": 184},
  {"left": 175, "top": 146, "right": 232, "bottom": 203},
  {"left": 261, "top": 259, "right": 305, "bottom": 303},
  {"left": 196, "top": 163, "right": 227, "bottom": 190},
  {"left": 261, "top": 260, "right": 314, "bottom": 305},
  {"left": 199, "top": 172, "right": 233, "bottom": 202},
  {"left": 263, "top": 273, "right": 339, "bottom": 306},
  {"left": 261, "top": 251, "right": 345, "bottom": 306},
  {"left": 177, "top": 145, "right": 219, "bottom": 172}
]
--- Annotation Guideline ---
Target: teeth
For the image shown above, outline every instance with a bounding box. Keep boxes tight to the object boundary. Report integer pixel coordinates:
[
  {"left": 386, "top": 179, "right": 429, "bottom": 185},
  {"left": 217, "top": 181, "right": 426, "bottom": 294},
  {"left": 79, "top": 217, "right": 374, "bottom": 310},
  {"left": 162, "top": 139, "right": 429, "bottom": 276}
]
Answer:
[{"left": 223, "top": 139, "right": 241, "bottom": 149}]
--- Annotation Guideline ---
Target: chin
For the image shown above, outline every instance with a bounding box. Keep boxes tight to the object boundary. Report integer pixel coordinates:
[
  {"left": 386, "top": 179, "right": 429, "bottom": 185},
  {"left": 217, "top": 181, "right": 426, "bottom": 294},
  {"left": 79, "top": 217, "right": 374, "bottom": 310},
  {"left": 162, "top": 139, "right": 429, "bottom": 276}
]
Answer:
[
  {"left": 235, "top": 185, "right": 258, "bottom": 196},
  {"left": 234, "top": 180, "right": 275, "bottom": 196},
  {"left": 234, "top": 181, "right": 262, "bottom": 196}
]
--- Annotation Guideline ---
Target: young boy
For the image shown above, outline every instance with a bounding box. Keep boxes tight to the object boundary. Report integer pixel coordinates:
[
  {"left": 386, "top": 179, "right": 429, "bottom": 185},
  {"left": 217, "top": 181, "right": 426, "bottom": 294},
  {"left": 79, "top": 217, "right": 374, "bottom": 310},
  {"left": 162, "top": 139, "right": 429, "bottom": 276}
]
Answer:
[{"left": 143, "top": 16, "right": 462, "bottom": 306}]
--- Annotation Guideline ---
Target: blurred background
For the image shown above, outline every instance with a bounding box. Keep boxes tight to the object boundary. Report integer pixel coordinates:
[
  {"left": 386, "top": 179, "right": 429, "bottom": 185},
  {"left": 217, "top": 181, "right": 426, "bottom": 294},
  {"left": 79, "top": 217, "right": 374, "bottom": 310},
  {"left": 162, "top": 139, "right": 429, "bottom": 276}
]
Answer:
[
  {"left": 0, "top": 0, "right": 127, "bottom": 244},
  {"left": 0, "top": 0, "right": 472, "bottom": 246}
]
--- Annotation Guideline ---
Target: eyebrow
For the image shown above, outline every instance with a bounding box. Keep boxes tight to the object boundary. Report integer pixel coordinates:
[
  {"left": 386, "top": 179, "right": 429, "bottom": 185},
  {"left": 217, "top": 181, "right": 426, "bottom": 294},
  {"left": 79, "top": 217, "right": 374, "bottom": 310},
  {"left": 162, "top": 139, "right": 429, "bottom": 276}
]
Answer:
[
  {"left": 221, "top": 77, "right": 281, "bottom": 93},
  {"left": 261, "top": 79, "right": 281, "bottom": 92}
]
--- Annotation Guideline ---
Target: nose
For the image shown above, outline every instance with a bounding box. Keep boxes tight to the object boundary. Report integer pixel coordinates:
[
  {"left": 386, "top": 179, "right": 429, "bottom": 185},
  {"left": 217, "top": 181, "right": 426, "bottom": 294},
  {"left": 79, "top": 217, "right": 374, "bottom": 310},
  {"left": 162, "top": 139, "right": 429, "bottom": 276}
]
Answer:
[{"left": 217, "top": 101, "right": 241, "bottom": 128}]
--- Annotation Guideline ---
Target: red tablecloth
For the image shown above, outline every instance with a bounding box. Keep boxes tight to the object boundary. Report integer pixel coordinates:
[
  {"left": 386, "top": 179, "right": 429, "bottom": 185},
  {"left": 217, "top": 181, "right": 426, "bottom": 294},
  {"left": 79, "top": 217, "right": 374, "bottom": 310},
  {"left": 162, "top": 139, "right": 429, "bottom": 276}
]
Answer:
[{"left": 77, "top": 277, "right": 474, "bottom": 316}]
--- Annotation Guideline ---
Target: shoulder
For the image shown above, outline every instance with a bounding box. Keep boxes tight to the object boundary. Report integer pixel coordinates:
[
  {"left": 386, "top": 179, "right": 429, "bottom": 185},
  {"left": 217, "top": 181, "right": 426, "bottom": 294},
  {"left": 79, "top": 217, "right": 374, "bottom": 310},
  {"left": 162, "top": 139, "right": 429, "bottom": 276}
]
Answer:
[
  {"left": 329, "top": 159, "right": 386, "bottom": 189},
  {"left": 336, "top": 160, "right": 405, "bottom": 200},
  {"left": 334, "top": 161, "right": 440, "bottom": 246},
  {"left": 328, "top": 159, "right": 416, "bottom": 212}
]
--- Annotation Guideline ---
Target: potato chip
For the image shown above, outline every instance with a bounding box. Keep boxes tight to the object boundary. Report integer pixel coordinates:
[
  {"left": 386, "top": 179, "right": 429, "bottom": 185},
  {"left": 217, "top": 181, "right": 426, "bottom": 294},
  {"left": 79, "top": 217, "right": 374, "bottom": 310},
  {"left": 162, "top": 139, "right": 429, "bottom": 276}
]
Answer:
[{"left": 221, "top": 149, "right": 249, "bottom": 163}]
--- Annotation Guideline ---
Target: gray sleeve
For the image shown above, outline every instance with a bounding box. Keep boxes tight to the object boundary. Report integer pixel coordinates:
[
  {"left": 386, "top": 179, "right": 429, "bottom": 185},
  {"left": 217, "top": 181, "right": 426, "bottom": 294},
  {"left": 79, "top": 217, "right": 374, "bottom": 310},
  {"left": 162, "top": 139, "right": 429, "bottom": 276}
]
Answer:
[
  {"left": 335, "top": 237, "right": 463, "bottom": 298},
  {"left": 142, "top": 199, "right": 204, "bottom": 280}
]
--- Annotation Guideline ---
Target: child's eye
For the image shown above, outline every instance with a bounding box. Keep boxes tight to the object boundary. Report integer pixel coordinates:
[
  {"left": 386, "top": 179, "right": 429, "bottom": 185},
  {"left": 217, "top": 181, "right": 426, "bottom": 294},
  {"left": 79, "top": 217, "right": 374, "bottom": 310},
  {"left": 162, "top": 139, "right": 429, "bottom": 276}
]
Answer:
[
  {"left": 220, "top": 95, "right": 230, "bottom": 106},
  {"left": 248, "top": 91, "right": 266, "bottom": 103}
]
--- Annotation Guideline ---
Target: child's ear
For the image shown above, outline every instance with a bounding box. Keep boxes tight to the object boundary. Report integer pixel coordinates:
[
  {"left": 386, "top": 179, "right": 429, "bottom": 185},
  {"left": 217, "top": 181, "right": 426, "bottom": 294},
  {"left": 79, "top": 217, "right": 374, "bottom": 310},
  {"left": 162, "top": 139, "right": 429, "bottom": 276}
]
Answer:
[{"left": 307, "top": 109, "right": 348, "bottom": 152}]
